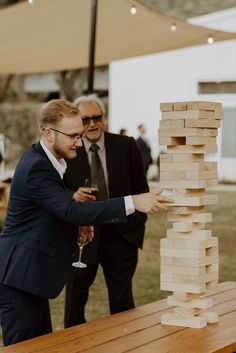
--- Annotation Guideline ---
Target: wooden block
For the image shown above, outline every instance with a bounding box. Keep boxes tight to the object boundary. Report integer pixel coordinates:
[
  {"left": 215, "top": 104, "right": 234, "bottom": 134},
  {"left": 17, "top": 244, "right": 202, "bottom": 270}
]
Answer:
[
  {"left": 160, "top": 154, "right": 172, "bottom": 163},
  {"left": 160, "top": 179, "right": 218, "bottom": 189},
  {"left": 199, "top": 311, "right": 219, "bottom": 323},
  {"left": 161, "top": 110, "right": 214, "bottom": 120},
  {"left": 173, "top": 291, "right": 202, "bottom": 301},
  {"left": 174, "top": 102, "right": 187, "bottom": 110},
  {"left": 201, "top": 128, "right": 218, "bottom": 137},
  {"left": 159, "top": 119, "right": 185, "bottom": 129},
  {"left": 159, "top": 136, "right": 186, "bottom": 146},
  {"left": 160, "top": 171, "right": 186, "bottom": 180},
  {"left": 213, "top": 110, "right": 223, "bottom": 119},
  {"left": 161, "top": 254, "right": 218, "bottom": 267},
  {"left": 206, "top": 263, "right": 219, "bottom": 273},
  {"left": 160, "top": 102, "right": 173, "bottom": 111},
  {"left": 161, "top": 281, "right": 206, "bottom": 294},
  {"left": 171, "top": 153, "right": 204, "bottom": 163},
  {"left": 186, "top": 170, "right": 218, "bottom": 179},
  {"left": 171, "top": 206, "right": 206, "bottom": 215},
  {"left": 173, "top": 222, "right": 206, "bottom": 232},
  {"left": 167, "top": 212, "right": 212, "bottom": 223},
  {"left": 173, "top": 307, "right": 200, "bottom": 318},
  {"left": 166, "top": 228, "right": 212, "bottom": 239},
  {"left": 206, "top": 246, "right": 218, "bottom": 257},
  {"left": 158, "top": 128, "right": 217, "bottom": 137},
  {"left": 204, "top": 162, "right": 217, "bottom": 171},
  {"left": 206, "top": 280, "right": 218, "bottom": 289},
  {"left": 167, "top": 295, "right": 212, "bottom": 309},
  {"left": 159, "top": 119, "right": 171, "bottom": 128},
  {"left": 186, "top": 136, "right": 216, "bottom": 146},
  {"left": 167, "top": 145, "right": 217, "bottom": 153},
  {"left": 160, "top": 162, "right": 205, "bottom": 172},
  {"left": 185, "top": 118, "right": 221, "bottom": 128},
  {"left": 186, "top": 101, "right": 222, "bottom": 111},
  {"left": 161, "top": 272, "right": 219, "bottom": 286},
  {"left": 173, "top": 188, "right": 206, "bottom": 196},
  {"left": 161, "top": 237, "right": 217, "bottom": 250},
  {"left": 168, "top": 195, "right": 218, "bottom": 207},
  {"left": 161, "top": 264, "right": 207, "bottom": 276},
  {"left": 161, "top": 313, "right": 207, "bottom": 328},
  {"left": 160, "top": 248, "right": 206, "bottom": 258}
]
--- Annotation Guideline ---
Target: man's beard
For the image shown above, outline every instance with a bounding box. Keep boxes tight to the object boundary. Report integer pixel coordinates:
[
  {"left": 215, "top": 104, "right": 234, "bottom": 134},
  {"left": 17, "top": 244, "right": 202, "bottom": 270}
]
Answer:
[{"left": 53, "top": 142, "right": 77, "bottom": 160}]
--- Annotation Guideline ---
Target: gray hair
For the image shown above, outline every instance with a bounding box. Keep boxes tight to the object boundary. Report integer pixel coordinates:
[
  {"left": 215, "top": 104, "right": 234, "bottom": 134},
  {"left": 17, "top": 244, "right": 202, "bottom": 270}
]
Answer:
[{"left": 73, "top": 94, "right": 106, "bottom": 115}]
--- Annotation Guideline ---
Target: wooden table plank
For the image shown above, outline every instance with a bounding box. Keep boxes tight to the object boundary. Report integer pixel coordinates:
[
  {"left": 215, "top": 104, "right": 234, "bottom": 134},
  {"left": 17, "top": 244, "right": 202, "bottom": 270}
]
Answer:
[
  {"left": 0, "top": 282, "right": 235, "bottom": 353},
  {"left": 126, "top": 312, "right": 236, "bottom": 353}
]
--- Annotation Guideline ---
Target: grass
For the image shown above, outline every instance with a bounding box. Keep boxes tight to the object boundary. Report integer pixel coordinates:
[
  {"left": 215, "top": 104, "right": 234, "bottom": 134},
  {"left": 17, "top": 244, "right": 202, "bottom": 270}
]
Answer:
[{"left": 1, "top": 190, "right": 236, "bottom": 345}]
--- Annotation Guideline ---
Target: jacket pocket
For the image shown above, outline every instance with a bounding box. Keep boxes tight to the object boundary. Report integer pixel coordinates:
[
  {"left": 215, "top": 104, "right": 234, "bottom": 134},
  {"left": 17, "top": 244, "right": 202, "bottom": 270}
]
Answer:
[{"left": 25, "top": 239, "right": 56, "bottom": 257}]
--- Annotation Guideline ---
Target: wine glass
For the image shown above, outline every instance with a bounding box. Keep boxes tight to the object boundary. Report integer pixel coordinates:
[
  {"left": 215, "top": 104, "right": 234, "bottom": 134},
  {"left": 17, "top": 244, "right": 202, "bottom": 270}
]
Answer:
[
  {"left": 72, "top": 226, "right": 92, "bottom": 268},
  {"left": 84, "top": 178, "right": 99, "bottom": 197}
]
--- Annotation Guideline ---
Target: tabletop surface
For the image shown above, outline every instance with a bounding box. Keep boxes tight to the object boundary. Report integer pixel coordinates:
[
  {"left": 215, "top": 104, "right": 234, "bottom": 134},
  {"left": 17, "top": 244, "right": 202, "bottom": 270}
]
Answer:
[{"left": 0, "top": 281, "right": 235, "bottom": 353}]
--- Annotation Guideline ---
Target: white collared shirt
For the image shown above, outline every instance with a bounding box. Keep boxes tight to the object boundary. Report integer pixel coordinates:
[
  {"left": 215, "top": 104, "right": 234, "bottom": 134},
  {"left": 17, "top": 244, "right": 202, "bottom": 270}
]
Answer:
[{"left": 40, "top": 140, "right": 67, "bottom": 179}]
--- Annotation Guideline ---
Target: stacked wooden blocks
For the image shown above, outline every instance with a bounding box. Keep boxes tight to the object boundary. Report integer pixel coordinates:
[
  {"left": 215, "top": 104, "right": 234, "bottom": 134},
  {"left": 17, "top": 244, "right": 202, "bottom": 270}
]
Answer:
[{"left": 159, "top": 101, "right": 222, "bottom": 328}]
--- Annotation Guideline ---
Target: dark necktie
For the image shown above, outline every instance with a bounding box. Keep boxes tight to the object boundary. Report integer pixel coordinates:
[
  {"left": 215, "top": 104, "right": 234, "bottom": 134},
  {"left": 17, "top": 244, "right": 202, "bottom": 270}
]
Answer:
[{"left": 90, "top": 144, "right": 108, "bottom": 201}]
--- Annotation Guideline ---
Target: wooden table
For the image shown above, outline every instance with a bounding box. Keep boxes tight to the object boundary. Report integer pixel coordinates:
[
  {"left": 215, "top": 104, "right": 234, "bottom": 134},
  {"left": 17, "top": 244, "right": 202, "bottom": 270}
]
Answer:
[{"left": 1, "top": 281, "right": 235, "bottom": 353}]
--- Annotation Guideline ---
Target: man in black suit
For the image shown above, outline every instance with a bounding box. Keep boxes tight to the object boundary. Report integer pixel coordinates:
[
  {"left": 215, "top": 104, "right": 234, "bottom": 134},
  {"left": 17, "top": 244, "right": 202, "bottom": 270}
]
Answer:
[
  {"left": 64, "top": 95, "right": 165, "bottom": 327},
  {"left": 136, "top": 123, "right": 153, "bottom": 174},
  {"left": 0, "top": 99, "right": 172, "bottom": 346}
]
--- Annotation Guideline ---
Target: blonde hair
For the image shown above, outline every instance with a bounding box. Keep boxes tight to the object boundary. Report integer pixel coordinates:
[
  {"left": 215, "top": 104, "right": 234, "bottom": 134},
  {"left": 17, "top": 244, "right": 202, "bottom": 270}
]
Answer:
[{"left": 39, "top": 99, "right": 79, "bottom": 130}]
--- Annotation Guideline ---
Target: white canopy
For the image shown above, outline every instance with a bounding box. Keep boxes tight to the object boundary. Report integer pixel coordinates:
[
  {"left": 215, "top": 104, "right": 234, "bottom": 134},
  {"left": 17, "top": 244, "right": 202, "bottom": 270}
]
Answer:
[{"left": 0, "top": 0, "right": 235, "bottom": 74}]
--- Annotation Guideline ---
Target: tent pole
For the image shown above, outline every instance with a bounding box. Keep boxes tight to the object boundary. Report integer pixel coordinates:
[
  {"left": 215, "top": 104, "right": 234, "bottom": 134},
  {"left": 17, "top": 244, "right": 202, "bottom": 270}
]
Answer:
[{"left": 87, "top": 0, "right": 98, "bottom": 94}]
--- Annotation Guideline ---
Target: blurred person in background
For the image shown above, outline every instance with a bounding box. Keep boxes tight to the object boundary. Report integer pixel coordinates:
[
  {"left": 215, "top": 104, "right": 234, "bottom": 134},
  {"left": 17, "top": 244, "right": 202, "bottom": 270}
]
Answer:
[{"left": 136, "top": 123, "right": 153, "bottom": 175}]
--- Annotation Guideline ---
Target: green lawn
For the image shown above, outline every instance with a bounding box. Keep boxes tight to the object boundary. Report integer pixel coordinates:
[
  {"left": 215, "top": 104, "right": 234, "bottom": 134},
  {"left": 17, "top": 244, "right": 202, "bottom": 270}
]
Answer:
[{"left": 1, "top": 190, "right": 236, "bottom": 344}]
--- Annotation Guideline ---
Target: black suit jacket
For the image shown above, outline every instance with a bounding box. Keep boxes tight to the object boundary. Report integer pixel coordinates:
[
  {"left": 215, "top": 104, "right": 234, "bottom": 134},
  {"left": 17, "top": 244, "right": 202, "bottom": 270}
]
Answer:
[
  {"left": 64, "top": 132, "right": 149, "bottom": 263},
  {"left": 0, "top": 142, "right": 126, "bottom": 299}
]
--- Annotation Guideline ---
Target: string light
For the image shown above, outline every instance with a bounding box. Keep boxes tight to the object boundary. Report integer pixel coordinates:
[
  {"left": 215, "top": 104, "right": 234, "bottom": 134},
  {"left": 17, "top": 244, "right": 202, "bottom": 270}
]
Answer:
[
  {"left": 130, "top": 5, "right": 137, "bottom": 15},
  {"left": 170, "top": 23, "right": 177, "bottom": 32},
  {"left": 207, "top": 36, "right": 214, "bottom": 44}
]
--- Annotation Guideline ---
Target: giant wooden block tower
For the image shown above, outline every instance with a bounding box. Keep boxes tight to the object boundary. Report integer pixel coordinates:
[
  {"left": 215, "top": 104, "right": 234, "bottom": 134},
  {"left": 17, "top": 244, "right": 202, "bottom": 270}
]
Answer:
[{"left": 159, "top": 101, "right": 222, "bottom": 328}]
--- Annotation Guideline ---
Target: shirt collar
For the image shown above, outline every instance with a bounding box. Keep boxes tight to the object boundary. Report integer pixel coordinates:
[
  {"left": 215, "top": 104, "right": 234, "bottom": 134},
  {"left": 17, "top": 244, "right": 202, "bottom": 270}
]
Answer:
[
  {"left": 83, "top": 132, "right": 105, "bottom": 153},
  {"left": 40, "top": 140, "right": 67, "bottom": 179}
]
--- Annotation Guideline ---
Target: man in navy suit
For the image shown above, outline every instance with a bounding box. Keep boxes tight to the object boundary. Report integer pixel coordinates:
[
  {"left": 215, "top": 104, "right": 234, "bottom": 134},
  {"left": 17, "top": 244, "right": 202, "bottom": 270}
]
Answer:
[
  {"left": 64, "top": 95, "right": 150, "bottom": 327},
  {"left": 0, "top": 99, "right": 172, "bottom": 346}
]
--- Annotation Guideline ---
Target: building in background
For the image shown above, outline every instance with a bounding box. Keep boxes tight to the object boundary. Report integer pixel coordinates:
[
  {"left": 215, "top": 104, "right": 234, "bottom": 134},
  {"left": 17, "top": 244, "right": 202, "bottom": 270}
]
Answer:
[{"left": 109, "top": 8, "right": 236, "bottom": 181}]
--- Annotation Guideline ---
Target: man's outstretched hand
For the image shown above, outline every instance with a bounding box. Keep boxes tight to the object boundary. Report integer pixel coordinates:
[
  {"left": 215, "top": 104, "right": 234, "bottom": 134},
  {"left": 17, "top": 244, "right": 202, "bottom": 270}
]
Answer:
[{"left": 132, "top": 189, "right": 174, "bottom": 214}]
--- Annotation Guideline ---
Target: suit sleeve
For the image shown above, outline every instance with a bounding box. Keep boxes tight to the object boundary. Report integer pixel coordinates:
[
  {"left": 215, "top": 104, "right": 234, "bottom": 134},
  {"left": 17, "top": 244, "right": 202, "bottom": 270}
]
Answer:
[
  {"left": 127, "top": 137, "right": 148, "bottom": 225},
  {"left": 27, "top": 159, "right": 127, "bottom": 226}
]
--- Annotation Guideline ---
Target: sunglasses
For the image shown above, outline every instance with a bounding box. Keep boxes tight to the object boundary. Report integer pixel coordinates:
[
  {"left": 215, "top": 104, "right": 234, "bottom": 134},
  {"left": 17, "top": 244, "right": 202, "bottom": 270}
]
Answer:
[{"left": 81, "top": 115, "right": 103, "bottom": 126}]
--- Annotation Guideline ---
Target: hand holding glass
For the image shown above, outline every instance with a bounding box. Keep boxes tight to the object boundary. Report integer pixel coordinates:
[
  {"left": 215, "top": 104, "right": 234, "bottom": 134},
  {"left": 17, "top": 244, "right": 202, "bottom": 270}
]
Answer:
[
  {"left": 72, "top": 226, "right": 94, "bottom": 268},
  {"left": 84, "top": 178, "right": 99, "bottom": 197}
]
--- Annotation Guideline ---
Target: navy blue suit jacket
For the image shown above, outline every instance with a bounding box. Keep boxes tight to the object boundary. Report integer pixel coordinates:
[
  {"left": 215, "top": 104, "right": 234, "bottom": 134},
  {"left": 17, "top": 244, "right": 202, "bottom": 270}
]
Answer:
[{"left": 0, "top": 142, "right": 126, "bottom": 299}]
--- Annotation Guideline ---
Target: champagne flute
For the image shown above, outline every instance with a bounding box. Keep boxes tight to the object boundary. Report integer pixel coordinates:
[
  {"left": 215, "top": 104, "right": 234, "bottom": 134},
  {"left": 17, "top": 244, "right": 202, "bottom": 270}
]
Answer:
[{"left": 72, "top": 226, "right": 92, "bottom": 268}]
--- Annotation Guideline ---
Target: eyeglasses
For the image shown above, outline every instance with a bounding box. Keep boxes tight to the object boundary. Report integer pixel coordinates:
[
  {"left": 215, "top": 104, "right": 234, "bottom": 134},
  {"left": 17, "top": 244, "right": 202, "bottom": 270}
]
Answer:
[
  {"left": 49, "top": 128, "right": 85, "bottom": 141},
  {"left": 81, "top": 115, "right": 103, "bottom": 126}
]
